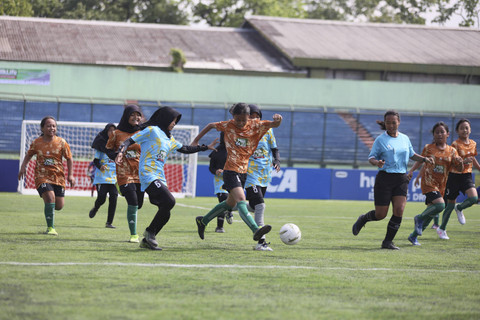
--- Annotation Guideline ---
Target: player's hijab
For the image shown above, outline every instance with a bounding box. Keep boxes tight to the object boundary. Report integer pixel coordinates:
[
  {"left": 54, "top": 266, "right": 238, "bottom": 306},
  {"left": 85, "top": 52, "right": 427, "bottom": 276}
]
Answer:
[
  {"left": 141, "top": 106, "right": 182, "bottom": 138},
  {"left": 248, "top": 104, "right": 263, "bottom": 119},
  {"left": 91, "top": 123, "right": 116, "bottom": 153},
  {"left": 117, "top": 104, "right": 142, "bottom": 133}
]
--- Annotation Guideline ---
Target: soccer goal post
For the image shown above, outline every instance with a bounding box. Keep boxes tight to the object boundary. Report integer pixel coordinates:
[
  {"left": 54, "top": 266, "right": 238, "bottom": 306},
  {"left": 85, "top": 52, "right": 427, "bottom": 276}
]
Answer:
[{"left": 18, "top": 120, "right": 199, "bottom": 198}]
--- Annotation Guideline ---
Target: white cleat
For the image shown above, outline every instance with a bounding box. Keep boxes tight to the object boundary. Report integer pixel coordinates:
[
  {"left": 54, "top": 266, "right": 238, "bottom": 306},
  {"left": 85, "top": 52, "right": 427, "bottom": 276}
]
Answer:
[
  {"left": 436, "top": 228, "right": 450, "bottom": 240},
  {"left": 455, "top": 204, "right": 466, "bottom": 225}
]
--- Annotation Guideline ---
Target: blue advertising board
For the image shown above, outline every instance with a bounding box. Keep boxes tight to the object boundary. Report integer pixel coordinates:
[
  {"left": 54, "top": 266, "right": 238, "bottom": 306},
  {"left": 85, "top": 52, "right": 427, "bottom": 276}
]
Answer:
[
  {"left": 330, "top": 169, "right": 424, "bottom": 202},
  {"left": 195, "top": 165, "right": 331, "bottom": 200}
]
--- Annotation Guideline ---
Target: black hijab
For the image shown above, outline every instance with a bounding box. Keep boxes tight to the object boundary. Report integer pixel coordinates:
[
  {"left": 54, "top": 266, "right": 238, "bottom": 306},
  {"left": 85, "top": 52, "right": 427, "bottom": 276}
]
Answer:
[
  {"left": 117, "top": 104, "right": 142, "bottom": 133},
  {"left": 209, "top": 132, "right": 225, "bottom": 158},
  {"left": 249, "top": 104, "right": 263, "bottom": 119},
  {"left": 141, "top": 106, "right": 182, "bottom": 138},
  {"left": 91, "top": 123, "right": 116, "bottom": 153}
]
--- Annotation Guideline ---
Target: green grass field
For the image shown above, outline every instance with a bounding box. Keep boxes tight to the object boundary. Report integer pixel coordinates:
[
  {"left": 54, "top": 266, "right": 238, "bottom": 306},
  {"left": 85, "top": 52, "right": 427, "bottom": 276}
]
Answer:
[{"left": 1, "top": 193, "right": 479, "bottom": 320}]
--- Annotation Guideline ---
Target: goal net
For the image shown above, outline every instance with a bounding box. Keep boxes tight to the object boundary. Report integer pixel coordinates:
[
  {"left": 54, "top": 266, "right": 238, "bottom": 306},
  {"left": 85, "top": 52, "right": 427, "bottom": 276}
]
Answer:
[{"left": 18, "top": 120, "right": 199, "bottom": 197}]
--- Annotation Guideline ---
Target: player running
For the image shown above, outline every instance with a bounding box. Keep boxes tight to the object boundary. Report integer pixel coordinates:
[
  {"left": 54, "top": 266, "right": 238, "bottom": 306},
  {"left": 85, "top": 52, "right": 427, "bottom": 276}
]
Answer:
[
  {"left": 192, "top": 103, "right": 282, "bottom": 246},
  {"left": 407, "top": 122, "right": 463, "bottom": 246},
  {"left": 18, "top": 116, "right": 75, "bottom": 236}
]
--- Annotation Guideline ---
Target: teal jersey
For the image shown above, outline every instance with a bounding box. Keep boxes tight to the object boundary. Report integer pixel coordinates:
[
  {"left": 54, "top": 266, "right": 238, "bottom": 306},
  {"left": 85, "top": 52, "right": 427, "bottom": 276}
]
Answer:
[
  {"left": 131, "top": 126, "right": 183, "bottom": 191},
  {"left": 213, "top": 173, "right": 228, "bottom": 195},
  {"left": 93, "top": 150, "right": 117, "bottom": 185},
  {"left": 369, "top": 131, "right": 415, "bottom": 173},
  {"left": 245, "top": 129, "right": 278, "bottom": 188}
]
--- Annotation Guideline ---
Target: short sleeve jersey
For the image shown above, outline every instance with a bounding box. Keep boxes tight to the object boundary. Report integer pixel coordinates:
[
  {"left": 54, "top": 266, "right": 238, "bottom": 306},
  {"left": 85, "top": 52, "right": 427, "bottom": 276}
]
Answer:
[
  {"left": 420, "top": 143, "right": 461, "bottom": 195},
  {"left": 214, "top": 119, "right": 271, "bottom": 173},
  {"left": 130, "top": 126, "right": 182, "bottom": 191},
  {"left": 451, "top": 139, "right": 477, "bottom": 174},
  {"left": 245, "top": 128, "right": 278, "bottom": 188},
  {"left": 93, "top": 150, "right": 117, "bottom": 185},
  {"left": 368, "top": 131, "right": 415, "bottom": 173},
  {"left": 27, "top": 135, "right": 73, "bottom": 189},
  {"left": 106, "top": 129, "right": 141, "bottom": 186}
]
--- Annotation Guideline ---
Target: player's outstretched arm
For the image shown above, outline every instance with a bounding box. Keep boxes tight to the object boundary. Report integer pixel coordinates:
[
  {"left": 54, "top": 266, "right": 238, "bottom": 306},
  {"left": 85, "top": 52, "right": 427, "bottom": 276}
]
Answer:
[
  {"left": 269, "top": 114, "right": 282, "bottom": 128},
  {"left": 191, "top": 123, "right": 216, "bottom": 146}
]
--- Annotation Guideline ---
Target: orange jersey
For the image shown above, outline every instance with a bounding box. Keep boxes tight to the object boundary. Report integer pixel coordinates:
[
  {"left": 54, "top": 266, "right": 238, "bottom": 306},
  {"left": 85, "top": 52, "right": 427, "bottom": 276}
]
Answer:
[
  {"left": 420, "top": 143, "right": 461, "bottom": 196},
  {"left": 451, "top": 139, "right": 477, "bottom": 174},
  {"left": 106, "top": 129, "right": 141, "bottom": 186},
  {"left": 214, "top": 119, "right": 272, "bottom": 173},
  {"left": 27, "top": 135, "right": 73, "bottom": 189}
]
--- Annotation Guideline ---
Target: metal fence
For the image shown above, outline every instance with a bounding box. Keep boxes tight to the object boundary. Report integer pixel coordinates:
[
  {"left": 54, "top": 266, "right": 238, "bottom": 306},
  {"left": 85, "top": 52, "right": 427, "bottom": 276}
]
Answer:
[{"left": 1, "top": 97, "right": 479, "bottom": 167}]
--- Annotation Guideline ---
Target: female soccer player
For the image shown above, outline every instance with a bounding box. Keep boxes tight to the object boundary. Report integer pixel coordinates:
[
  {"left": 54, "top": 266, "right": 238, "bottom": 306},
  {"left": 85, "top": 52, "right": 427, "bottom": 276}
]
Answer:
[
  {"left": 89, "top": 123, "right": 118, "bottom": 228},
  {"left": 351, "top": 110, "right": 432, "bottom": 250},
  {"left": 407, "top": 122, "right": 463, "bottom": 246},
  {"left": 435, "top": 119, "right": 479, "bottom": 239},
  {"left": 192, "top": 103, "right": 282, "bottom": 245},
  {"left": 208, "top": 132, "right": 233, "bottom": 233},
  {"left": 106, "top": 104, "right": 143, "bottom": 243},
  {"left": 245, "top": 104, "right": 281, "bottom": 251},
  {"left": 115, "top": 106, "right": 217, "bottom": 250},
  {"left": 18, "top": 116, "right": 75, "bottom": 235}
]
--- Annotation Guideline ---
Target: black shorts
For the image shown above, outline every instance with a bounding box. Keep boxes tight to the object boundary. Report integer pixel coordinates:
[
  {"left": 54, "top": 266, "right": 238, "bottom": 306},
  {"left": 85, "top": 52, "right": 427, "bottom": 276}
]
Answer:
[
  {"left": 445, "top": 173, "right": 475, "bottom": 200},
  {"left": 425, "top": 191, "right": 443, "bottom": 205},
  {"left": 37, "top": 183, "right": 65, "bottom": 198},
  {"left": 246, "top": 185, "right": 267, "bottom": 205},
  {"left": 222, "top": 170, "right": 247, "bottom": 192},
  {"left": 373, "top": 171, "right": 409, "bottom": 206}
]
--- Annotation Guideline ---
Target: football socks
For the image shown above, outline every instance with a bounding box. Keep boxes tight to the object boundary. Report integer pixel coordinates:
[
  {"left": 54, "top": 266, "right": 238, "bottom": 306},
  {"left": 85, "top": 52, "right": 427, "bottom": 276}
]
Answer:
[
  {"left": 440, "top": 203, "right": 455, "bottom": 231},
  {"left": 127, "top": 205, "right": 138, "bottom": 235},
  {"left": 201, "top": 201, "right": 232, "bottom": 225},
  {"left": 44, "top": 203, "right": 55, "bottom": 228},
  {"left": 237, "top": 201, "right": 259, "bottom": 233}
]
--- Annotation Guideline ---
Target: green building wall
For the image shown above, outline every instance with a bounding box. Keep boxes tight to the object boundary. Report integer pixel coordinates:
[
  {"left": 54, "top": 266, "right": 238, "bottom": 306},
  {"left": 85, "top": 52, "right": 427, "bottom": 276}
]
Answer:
[{"left": 1, "top": 62, "right": 479, "bottom": 114}]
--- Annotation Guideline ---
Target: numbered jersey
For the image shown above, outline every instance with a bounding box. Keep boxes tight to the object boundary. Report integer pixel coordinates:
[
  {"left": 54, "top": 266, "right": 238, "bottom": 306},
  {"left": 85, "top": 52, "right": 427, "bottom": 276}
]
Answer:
[
  {"left": 420, "top": 143, "right": 461, "bottom": 195},
  {"left": 106, "top": 129, "right": 141, "bottom": 186},
  {"left": 130, "top": 126, "right": 182, "bottom": 191},
  {"left": 214, "top": 118, "right": 271, "bottom": 173},
  {"left": 93, "top": 150, "right": 117, "bottom": 185},
  {"left": 245, "top": 129, "right": 278, "bottom": 188},
  {"left": 27, "top": 135, "right": 72, "bottom": 189},
  {"left": 451, "top": 139, "right": 477, "bottom": 174}
]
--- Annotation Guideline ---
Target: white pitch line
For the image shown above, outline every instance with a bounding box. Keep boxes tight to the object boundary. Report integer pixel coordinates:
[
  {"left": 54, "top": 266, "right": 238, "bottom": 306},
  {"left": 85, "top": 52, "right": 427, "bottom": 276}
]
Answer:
[{"left": 0, "top": 262, "right": 478, "bottom": 273}]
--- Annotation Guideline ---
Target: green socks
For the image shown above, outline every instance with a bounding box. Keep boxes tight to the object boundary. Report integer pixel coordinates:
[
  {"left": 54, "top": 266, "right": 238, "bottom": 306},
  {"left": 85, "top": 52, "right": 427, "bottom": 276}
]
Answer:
[
  {"left": 418, "top": 203, "right": 445, "bottom": 220},
  {"left": 237, "top": 201, "right": 259, "bottom": 233},
  {"left": 127, "top": 205, "right": 138, "bottom": 235},
  {"left": 44, "top": 203, "right": 55, "bottom": 228},
  {"left": 457, "top": 196, "right": 478, "bottom": 211},
  {"left": 440, "top": 203, "right": 455, "bottom": 230},
  {"left": 202, "top": 201, "right": 232, "bottom": 225}
]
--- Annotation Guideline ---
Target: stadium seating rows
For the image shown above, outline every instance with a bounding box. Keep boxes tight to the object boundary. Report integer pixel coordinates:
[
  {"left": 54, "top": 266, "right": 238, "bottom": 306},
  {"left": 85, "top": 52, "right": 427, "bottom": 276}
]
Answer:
[{"left": 1, "top": 99, "right": 479, "bottom": 167}]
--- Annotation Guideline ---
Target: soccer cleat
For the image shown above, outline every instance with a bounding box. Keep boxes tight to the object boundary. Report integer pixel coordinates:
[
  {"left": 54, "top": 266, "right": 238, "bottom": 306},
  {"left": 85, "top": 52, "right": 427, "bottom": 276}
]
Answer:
[
  {"left": 254, "top": 242, "right": 273, "bottom": 251},
  {"left": 253, "top": 225, "right": 272, "bottom": 241},
  {"left": 89, "top": 208, "right": 97, "bottom": 218},
  {"left": 45, "top": 227, "right": 58, "bottom": 236},
  {"left": 143, "top": 230, "right": 158, "bottom": 247},
  {"left": 431, "top": 224, "right": 439, "bottom": 229},
  {"left": 225, "top": 211, "right": 234, "bottom": 224},
  {"left": 352, "top": 214, "right": 367, "bottom": 236},
  {"left": 129, "top": 234, "right": 139, "bottom": 243},
  {"left": 381, "top": 241, "right": 400, "bottom": 250},
  {"left": 455, "top": 204, "right": 466, "bottom": 225},
  {"left": 139, "top": 238, "right": 162, "bottom": 250},
  {"left": 215, "top": 227, "right": 225, "bottom": 233},
  {"left": 408, "top": 234, "right": 421, "bottom": 246},
  {"left": 436, "top": 228, "right": 450, "bottom": 240},
  {"left": 414, "top": 215, "right": 424, "bottom": 236},
  {"left": 196, "top": 216, "right": 205, "bottom": 240},
  {"left": 105, "top": 223, "right": 116, "bottom": 229}
]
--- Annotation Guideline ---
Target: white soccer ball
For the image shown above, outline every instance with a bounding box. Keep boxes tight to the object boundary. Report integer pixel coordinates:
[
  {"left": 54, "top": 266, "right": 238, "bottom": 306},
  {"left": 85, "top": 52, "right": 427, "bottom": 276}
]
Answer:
[{"left": 279, "top": 223, "right": 301, "bottom": 245}]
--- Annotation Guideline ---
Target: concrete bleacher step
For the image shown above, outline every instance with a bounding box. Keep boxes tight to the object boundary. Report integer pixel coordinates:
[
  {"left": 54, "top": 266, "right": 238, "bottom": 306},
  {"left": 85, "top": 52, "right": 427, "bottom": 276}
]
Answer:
[{"left": 337, "top": 112, "right": 375, "bottom": 149}]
